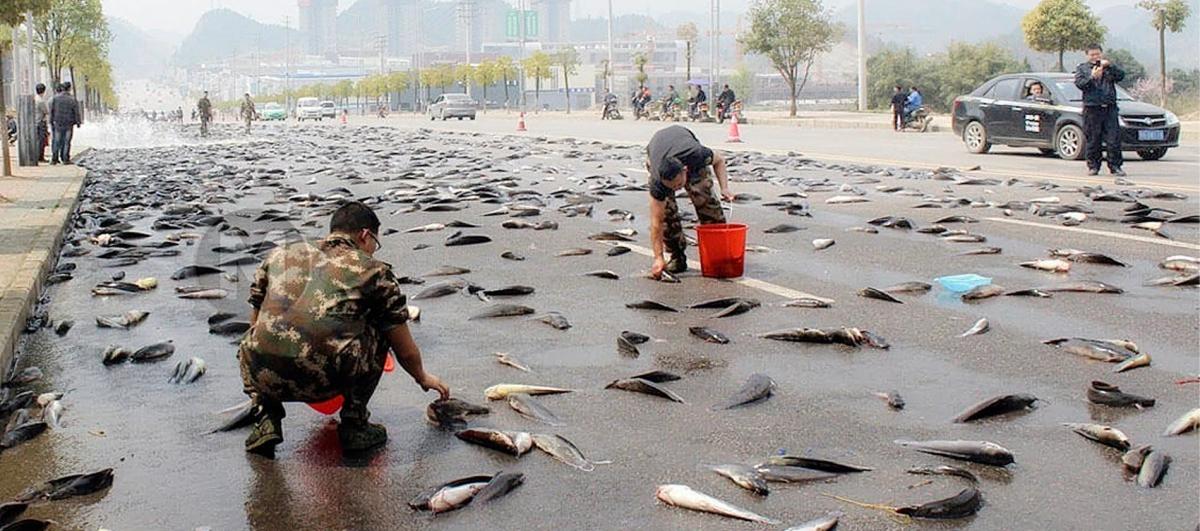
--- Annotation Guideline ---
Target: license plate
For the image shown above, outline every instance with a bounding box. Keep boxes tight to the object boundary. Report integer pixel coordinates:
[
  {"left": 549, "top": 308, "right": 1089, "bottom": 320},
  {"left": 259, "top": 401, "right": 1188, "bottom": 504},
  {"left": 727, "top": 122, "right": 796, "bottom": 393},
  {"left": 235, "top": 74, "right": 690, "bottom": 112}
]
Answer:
[{"left": 1138, "top": 129, "right": 1165, "bottom": 141}]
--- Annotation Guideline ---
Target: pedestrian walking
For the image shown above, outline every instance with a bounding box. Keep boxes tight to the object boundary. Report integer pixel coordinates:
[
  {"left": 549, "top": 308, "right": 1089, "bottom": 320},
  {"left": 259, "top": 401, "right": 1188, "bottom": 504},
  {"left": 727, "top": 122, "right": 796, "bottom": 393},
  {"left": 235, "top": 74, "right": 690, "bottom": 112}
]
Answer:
[
  {"left": 238, "top": 201, "right": 450, "bottom": 458},
  {"left": 645, "top": 125, "right": 735, "bottom": 279},
  {"left": 1074, "top": 44, "right": 1127, "bottom": 177},
  {"left": 48, "top": 82, "right": 81, "bottom": 165},
  {"left": 197, "top": 91, "right": 213, "bottom": 137},
  {"left": 240, "top": 93, "right": 256, "bottom": 134},
  {"left": 34, "top": 83, "right": 49, "bottom": 163},
  {"left": 890, "top": 85, "right": 906, "bottom": 131}
]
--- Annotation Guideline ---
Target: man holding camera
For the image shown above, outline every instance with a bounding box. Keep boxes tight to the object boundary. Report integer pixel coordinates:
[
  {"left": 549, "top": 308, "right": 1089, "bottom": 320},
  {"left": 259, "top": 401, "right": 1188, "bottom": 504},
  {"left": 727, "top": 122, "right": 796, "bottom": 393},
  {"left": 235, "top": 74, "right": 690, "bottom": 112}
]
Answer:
[{"left": 1073, "top": 44, "right": 1126, "bottom": 177}]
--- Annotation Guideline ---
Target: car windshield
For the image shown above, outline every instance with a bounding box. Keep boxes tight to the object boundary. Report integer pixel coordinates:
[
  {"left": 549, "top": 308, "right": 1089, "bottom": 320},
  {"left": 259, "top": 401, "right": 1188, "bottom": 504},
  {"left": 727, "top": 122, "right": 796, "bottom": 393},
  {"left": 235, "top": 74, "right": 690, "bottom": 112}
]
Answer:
[
  {"left": 298, "top": 98, "right": 319, "bottom": 107},
  {"left": 1053, "top": 81, "right": 1134, "bottom": 102},
  {"left": 445, "top": 94, "right": 470, "bottom": 101},
  {"left": 321, "top": 102, "right": 334, "bottom": 108},
  {"left": 265, "top": 103, "right": 281, "bottom": 109}
]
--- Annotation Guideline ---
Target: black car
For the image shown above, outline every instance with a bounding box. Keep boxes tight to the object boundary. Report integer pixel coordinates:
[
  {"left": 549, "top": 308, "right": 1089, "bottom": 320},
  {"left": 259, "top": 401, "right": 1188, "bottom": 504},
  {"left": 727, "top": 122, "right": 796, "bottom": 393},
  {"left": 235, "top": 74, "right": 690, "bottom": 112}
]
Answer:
[{"left": 952, "top": 73, "right": 1181, "bottom": 160}]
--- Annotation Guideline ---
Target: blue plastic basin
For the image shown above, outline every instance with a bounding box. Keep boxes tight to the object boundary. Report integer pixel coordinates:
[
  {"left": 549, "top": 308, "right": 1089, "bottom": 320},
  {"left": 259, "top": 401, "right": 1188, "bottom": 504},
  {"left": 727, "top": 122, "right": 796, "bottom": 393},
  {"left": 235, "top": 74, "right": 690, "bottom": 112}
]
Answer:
[{"left": 936, "top": 274, "right": 992, "bottom": 293}]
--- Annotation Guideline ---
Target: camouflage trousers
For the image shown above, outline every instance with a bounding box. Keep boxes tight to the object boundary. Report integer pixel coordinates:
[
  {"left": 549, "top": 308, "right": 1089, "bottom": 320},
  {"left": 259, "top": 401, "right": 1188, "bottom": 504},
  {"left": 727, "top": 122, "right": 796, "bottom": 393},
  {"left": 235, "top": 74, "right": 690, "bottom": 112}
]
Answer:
[
  {"left": 238, "top": 326, "right": 387, "bottom": 424},
  {"left": 658, "top": 166, "right": 727, "bottom": 257},
  {"left": 244, "top": 118, "right": 252, "bottom": 134}
]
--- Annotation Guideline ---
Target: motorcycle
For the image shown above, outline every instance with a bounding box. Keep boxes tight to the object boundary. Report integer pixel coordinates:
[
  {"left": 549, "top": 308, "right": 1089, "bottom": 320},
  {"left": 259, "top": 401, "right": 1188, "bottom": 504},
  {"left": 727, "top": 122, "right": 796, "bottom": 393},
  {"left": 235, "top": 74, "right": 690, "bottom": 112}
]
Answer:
[
  {"left": 687, "top": 101, "right": 713, "bottom": 123},
  {"left": 653, "top": 96, "right": 681, "bottom": 122},
  {"left": 716, "top": 100, "right": 744, "bottom": 124},
  {"left": 602, "top": 101, "right": 623, "bottom": 120},
  {"left": 901, "top": 106, "right": 933, "bottom": 132}
]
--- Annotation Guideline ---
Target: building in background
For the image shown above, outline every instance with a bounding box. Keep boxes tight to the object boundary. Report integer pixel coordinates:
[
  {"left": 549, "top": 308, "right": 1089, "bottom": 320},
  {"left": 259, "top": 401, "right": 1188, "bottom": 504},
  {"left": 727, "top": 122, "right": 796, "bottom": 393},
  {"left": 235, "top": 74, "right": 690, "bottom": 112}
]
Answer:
[
  {"left": 386, "top": 0, "right": 420, "bottom": 59},
  {"left": 299, "top": 0, "right": 338, "bottom": 59},
  {"left": 531, "top": 0, "right": 570, "bottom": 43}
]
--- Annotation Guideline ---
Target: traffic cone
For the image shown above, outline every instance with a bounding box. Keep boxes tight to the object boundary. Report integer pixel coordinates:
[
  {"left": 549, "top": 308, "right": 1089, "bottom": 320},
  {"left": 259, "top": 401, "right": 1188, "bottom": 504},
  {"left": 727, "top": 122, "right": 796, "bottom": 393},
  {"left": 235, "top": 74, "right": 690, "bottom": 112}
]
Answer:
[
  {"left": 517, "top": 112, "right": 527, "bottom": 132},
  {"left": 726, "top": 114, "right": 743, "bottom": 143}
]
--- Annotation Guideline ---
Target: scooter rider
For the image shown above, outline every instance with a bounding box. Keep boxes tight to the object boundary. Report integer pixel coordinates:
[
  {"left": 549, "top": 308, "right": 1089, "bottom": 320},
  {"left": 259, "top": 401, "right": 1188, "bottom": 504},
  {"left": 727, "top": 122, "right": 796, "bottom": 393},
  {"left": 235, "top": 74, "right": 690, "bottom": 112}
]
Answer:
[
  {"left": 903, "top": 86, "right": 923, "bottom": 125},
  {"left": 602, "top": 90, "right": 619, "bottom": 119},
  {"left": 717, "top": 84, "right": 735, "bottom": 120}
]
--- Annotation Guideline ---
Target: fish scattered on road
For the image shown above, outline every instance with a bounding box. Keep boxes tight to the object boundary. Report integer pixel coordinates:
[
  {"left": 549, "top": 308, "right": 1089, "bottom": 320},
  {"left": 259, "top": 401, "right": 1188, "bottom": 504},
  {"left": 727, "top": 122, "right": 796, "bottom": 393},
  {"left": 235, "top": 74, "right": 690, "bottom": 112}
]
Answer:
[
  {"left": 952, "top": 393, "right": 1038, "bottom": 423},
  {"left": 95, "top": 310, "right": 149, "bottom": 330},
  {"left": 812, "top": 238, "right": 835, "bottom": 250},
  {"left": 711, "top": 373, "right": 775, "bottom": 410},
  {"left": 468, "top": 304, "right": 536, "bottom": 320},
  {"left": 655, "top": 484, "right": 779, "bottom": 524},
  {"left": 709, "top": 464, "right": 769, "bottom": 495},
  {"left": 408, "top": 475, "right": 492, "bottom": 513},
  {"left": 894, "top": 439, "right": 1014, "bottom": 466},
  {"left": 455, "top": 428, "right": 533, "bottom": 456},
  {"left": 100, "top": 346, "right": 132, "bottom": 364},
  {"left": 689, "top": 326, "right": 730, "bottom": 344},
  {"left": 494, "top": 352, "right": 531, "bottom": 372},
  {"left": 1163, "top": 408, "right": 1200, "bottom": 436},
  {"left": 507, "top": 394, "right": 565, "bottom": 426},
  {"left": 959, "top": 318, "right": 990, "bottom": 337},
  {"left": 1136, "top": 451, "right": 1171, "bottom": 488},
  {"left": 857, "top": 287, "right": 903, "bottom": 303},
  {"left": 873, "top": 390, "right": 905, "bottom": 410},
  {"left": 1063, "top": 423, "right": 1130, "bottom": 450},
  {"left": 130, "top": 341, "right": 175, "bottom": 363},
  {"left": 907, "top": 465, "right": 978, "bottom": 483},
  {"left": 531, "top": 433, "right": 596, "bottom": 471},
  {"left": 785, "top": 511, "right": 843, "bottom": 531},
  {"left": 15, "top": 468, "right": 114, "bottom": 502},
  {"left": 605, "top": 378, "right": 686, "bottom": 403},
  {"left": 625, "top": 300, "right": 680, "bottom": 312},
  {"left": 426, "top": 398, "right": 490, "bottom": 429},
  {"left": 168, "top": 357, "right": 206, "bottom": 384},
  {"left": 484, "top": 384, "right": 572, "bottom": 401}
]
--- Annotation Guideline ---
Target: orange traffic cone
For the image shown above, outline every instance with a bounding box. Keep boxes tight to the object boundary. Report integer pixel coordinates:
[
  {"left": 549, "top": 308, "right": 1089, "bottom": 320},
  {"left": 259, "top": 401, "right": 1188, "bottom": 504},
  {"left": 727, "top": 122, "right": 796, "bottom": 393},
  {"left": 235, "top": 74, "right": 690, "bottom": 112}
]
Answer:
[
  {"left": 517, "top": 112, "right": 527, "bottom": 132},
  {"left": 726, "top": 115, "right": 743, "bottom": 143}
]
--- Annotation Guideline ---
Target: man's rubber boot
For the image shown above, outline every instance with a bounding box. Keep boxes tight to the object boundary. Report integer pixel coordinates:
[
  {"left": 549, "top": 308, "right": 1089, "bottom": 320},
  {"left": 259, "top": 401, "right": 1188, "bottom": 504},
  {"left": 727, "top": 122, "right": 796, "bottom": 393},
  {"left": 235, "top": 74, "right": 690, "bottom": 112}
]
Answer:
[
  {"left": 665, "top": 254, "right": 688, "bottom": 274},
  {"left": 339, "top": 421, "right": 388, "bottom": 453},
  {"left": 245, "top": 413, "right": 283, "bottom": 458}
]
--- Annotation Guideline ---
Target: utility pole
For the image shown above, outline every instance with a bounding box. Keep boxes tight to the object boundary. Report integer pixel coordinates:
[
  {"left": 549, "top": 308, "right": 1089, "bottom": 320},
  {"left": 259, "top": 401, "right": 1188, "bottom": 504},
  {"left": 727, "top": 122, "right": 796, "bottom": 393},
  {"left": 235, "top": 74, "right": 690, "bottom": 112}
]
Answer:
[
  {"left": 606, "top": 0, "right": 613, "bottom": 93},
  {"left": 518, "top": 0, "right": 526, "bottom": 110},
  {"left": 856, "top": 0, "right": 866, "bottom": 111},
  {"left": 25, "top": 13, "right": 36, "bottom": 91},
  {"left": 710, "top": 0, "right": 718, "bottom": 97},
  {"left": 285, "top": 16, "right": 291, "bottom": 115}
]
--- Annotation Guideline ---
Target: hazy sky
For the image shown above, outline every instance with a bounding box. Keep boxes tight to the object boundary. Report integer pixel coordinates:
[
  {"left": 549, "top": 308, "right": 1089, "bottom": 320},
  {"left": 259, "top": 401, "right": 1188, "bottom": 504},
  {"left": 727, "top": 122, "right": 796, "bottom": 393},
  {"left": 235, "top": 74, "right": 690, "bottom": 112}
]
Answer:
[{"left": 101, "top": 0, "right": 1136, "bottom": 38}]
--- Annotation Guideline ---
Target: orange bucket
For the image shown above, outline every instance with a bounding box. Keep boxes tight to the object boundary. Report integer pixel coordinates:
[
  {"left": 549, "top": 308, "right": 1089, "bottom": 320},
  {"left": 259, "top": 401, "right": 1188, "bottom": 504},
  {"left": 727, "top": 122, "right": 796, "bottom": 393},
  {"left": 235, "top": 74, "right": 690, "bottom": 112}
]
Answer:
[
  {"left": 696, "top": 223, "right": 748, "bottom": 278},
  {"left": 308, "top": 352, "right": 395, "bottom": 415}
]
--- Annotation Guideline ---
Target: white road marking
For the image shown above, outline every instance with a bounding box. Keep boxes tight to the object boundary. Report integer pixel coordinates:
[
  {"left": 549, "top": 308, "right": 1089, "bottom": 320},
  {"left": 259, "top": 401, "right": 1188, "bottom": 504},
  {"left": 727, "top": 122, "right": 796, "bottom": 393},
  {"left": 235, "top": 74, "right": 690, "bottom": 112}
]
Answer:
[
  {"left": 610, "top": 241, "right": 837, "bottom": 304},
  {"left": 984, "top": 217, "right": 1200, "bottom": 250}
]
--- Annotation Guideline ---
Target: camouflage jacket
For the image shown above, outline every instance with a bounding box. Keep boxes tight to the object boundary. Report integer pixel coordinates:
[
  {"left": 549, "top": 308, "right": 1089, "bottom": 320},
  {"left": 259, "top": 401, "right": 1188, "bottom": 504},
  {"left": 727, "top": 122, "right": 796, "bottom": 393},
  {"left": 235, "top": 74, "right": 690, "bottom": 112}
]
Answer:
[
  {"left": 243, "top": 234, "right": 410, "bottom": 361},
  {"left": 240, "top": 99, "right": 256, "bottom": 119}
]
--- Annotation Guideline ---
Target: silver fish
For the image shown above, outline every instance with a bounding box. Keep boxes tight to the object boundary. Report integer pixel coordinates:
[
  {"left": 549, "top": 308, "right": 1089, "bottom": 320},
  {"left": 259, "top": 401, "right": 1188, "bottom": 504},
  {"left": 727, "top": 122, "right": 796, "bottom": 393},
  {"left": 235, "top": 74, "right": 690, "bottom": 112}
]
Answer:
[
  {"left": 812, "top": 238, "right": 835, "bottom": 250},
  {"left": 894, "top": 439, "right": 1014, "bottom": 466},
  {"left": 711, "top": 374, "right": 775, "bottom": 410},
  {"left": 468, "top": 304, "right": 536, "bottom": 320},
  {"left": 168, "top": 357, "right": 207, "bottom": 384},
  {"left": 785, "top": 511, "right": 843, "bottom": 531},
  {"left": 655, "top": 484, "right": 779, "bottom": 524},
  {"left": 484, "top": 384, "right": 572, "bottom": 400},
  {"left": 455, "top": 428, "right": 533, "bottom": 456},
  {"left": 1163, "top": 408, "right": 1200, "bottom": 436},
  {"left": 959, "top": 318, "right": 989, "bottom": 337},
  {"left": 1063, "top": 422, "right": 1130, "bottom": 450},
  {"left": 1112, "top": 352, "right": 1151, "bottom": 373},
  {"left": 94, "top": 310, "right": 150, "bottom": 330},
  {"left": 605, "top": 378, "right": 686, "bottom": 403},
  {"left": 1136, "top": 451, "right": 1171, "bottom": 488},
  {"left": 531, "top": 433, "right": 595, "bottom": 471},
  {"left": 710, "top": 464, "right": 769, "bottom": 495},
  {"left": 507, "top": 394, "right": 564, "bottom": 426}
]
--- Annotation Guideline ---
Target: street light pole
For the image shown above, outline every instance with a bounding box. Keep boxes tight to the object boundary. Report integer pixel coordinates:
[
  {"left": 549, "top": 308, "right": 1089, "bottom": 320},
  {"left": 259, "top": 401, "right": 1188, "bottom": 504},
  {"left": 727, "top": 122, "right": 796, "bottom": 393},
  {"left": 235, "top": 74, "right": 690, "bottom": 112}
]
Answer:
[
  {"left": 710, "top": 0, "right": 719, "bottom": 96},
  {"left": 518, "top": 0, "right": 526, "bottom": 110},
  {"left": 285, "top": 16, "right": 291, "bottom": 115},
  {"left": 856, "top": 0, "right": 866, "bottom": 111},
  {"left": 606, "top": 0, "right": 613, "bottom": 93}
]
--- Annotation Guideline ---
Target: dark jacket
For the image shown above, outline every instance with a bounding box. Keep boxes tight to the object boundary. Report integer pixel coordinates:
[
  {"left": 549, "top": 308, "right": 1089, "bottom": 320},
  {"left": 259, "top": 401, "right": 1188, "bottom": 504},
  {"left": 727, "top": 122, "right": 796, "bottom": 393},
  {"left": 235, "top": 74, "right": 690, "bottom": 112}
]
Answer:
[
  {"left": 49, "top": 92, "right": 81, "bottom": 128},
  {"left": 1074, "top": 61, "right": 1125, "bottom": 107},
  {"left": 718, "top": 89, "right": 735, "bottom": 106}
]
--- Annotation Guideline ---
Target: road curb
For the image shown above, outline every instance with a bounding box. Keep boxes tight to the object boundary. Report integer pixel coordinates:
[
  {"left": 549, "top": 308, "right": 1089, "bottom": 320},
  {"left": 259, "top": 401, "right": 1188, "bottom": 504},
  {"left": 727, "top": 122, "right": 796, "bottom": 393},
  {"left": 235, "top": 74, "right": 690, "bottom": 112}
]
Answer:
[{"left": 0, "top": 153, "right": 89, "bottom": 383}]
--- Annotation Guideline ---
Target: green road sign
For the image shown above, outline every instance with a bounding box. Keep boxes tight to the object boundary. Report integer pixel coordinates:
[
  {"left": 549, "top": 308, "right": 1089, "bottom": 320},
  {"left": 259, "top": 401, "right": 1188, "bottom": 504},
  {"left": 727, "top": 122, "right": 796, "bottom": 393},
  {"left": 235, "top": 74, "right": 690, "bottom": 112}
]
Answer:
[
  {"left": 506, "top": 10, "right": 538, "bottom": 38},
  {"left": 526, "top": 10, "right": 537, "bottom": 37}
]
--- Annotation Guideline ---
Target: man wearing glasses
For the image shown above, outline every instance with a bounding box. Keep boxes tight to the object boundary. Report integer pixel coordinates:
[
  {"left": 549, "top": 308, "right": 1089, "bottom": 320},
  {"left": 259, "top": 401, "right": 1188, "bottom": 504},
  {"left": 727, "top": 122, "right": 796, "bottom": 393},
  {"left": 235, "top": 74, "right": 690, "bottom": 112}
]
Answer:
[{"left": 239, "top": 201, "right": 450, "bottom": 458}]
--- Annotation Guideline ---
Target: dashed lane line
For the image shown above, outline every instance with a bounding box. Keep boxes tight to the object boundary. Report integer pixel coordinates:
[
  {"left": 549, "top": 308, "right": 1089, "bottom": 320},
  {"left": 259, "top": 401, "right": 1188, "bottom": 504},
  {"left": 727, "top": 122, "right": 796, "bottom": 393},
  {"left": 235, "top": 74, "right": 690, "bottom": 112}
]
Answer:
[{"left": 984, "top": 217, "right": 1200, "bottom": 250}]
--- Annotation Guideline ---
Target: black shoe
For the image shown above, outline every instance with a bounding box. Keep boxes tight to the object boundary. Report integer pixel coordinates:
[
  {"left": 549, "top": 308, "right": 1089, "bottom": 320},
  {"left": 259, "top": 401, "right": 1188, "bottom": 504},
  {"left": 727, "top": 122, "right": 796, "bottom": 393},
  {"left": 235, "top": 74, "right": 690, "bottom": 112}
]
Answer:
[
  {"left": 1111, "top": 168, "right": 1127, "bottom": 177},
  {"left": 1087, "top": 168, "right": 1099, "bottom": 176},
  {"left": 338, "top": 421, "right": 387, "bottom": 452},
  {"left": 50, "top": 160, "right": 59, "bottom": 165},
  {"left": 245, "top": 412, "right": 283, "bottom": 458},
  {"left": 665, "top": 255, "right": 688, "bottom": 274}
]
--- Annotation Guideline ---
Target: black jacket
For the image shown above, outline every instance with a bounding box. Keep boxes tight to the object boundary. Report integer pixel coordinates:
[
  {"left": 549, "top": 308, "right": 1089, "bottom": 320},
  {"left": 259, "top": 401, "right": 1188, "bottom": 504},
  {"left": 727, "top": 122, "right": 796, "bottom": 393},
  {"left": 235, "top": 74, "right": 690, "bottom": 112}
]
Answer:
[
  {"left": 1074, "top": 61, "right": 1125, "bottom": 107},
  {"left": 49, "top": 92, "right": 81, "bottom": 128}
]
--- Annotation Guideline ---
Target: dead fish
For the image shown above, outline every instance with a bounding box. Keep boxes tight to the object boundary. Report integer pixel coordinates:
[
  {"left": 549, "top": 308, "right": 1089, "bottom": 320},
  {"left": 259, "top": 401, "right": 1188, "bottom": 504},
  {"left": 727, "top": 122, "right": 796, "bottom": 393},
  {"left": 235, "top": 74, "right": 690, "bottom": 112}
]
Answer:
[
  {"left": 583, "top": 270, "right": 620, "bottom": 280},
  {"left": 1005, "top": 288, "right": 1053, "bottom": 298},
  {"left": 857, "top": 287, "right": 903, "bottom": 304},
  {"left": 494, "top": 352, "right": 531, "bottom": 372},
  {"left": 1087, "top": 381, "right": 1155, "bottom": 408},
  {"left": 605, "top": 378, "right": 685, "bottom": 403},
  {"left": 689, "top": 297, "right": 760, "bottom": 310},
  {"left": 606, "top": 246, "right": 631, "bottom": 257},
  {"left": 711, "top": 373, "right": 774, "bottom": 410},
  {"left": 894, "top": 487, "right": 983, "bottom": 519},
  {"left": 1020, "top": 259, "right": 1070, "bottom": 272},
  {"left": 0, "top": 392, "right": 34, "bottom": 418},
  {"left": 764, "top": 224, "right": 804, "bottom": 234},
  {"left": 873, "top": 390, "right": 905, "bottom": 410},
  {"left": 942, "top": 234, "right": 987, "bottom": 243},
  {"left": 1136, "top": 451, "right": 1171, "bottom": 488},
  {"left": 1037, "top": 280, "right": 1123, "bottom": 293},
  {"left": 782, "top": 297, "right": 831, "bottom": 308},
  {"left": 957, "top": 247, "right": 1002, "bottom": 256},
  {"left": 469, "top": 304, "right": 535, "bottom": 320},
  {"left": 655, "top": 484, "right": 778, "bottom": 525},
  {"left": 15, "top": 468, "right": 114, "bottom": 502},
  {"left": 483, "top": 286, "right": 535, "bottom": 297},
  {"left": 426, "top": 398, "right": 490, "bottom": 429},
  {"left": 472, "top": 472, "right": 525, "bottom": 505},
  {"left": 95, "top": 310, "right": 149, "bottom": 329},
  {"left": 531, "top": 433, "right": 595, "bottom": 471},
  {"left": 168, "top": 357, "right": 206, "bottom": 384},
  {"left": 101, "top": 346, "right": 132, "bottom": 365},
  {"left": 130, "top": 341, "right": 175, "bottom": 363},
  {"left": 625, "top": 300, "right": 679, "bottom": 312},
  {"left": 0, "top": 422, "right": 47, "bottom": 449},
  {"left": 825, "top": 195, "right": 869, "bottom": 205},
  {"left": 1063, "top": 422, "right": 1130, "bottom": 450},
  {"left": 484, "top": 384, "right": 572, "bottom": 401},
  {"left": 500, "top": 251, "right": 526, "bottom": 261},
  {"left": 710, "top": 464, "right": 769, "bottom": 495},
  {"left": 617, "top": 336, "right": 640, "bottom": 358},
  {"left": 209, "top": 321, "right": 250, "bottom": 336},
  {"left": 445, "top": 234, "right": 493, "bottom": 247},
  {"left": 607, "top": 208, "right": 634, "bottom": 221},
  {"left": 52, "top": 320, "right": 73, "bottom": 337},
  {"left": 753, "top": 466, "right": 838, "bottom": 483},
  {"left": 1043, "top": 338, "right": 1135, "bottom": 362},
  {"left": 1050, "top": 250, "right": 1127, "bottom": 267},
  {"left": 953, "top": 394, "right": 1038, "bottom": 423},
  {"left": 812, "top": 238, "right": 835, "bottom": 250},
  {"left": 884, "top": 281, "right": 931, "bottom": 294},
  {"left": 455, "top": 428, "right": 532, "bottom": 456},
  {"left": 0, "top": 519, "right": 53, "bottom": 531},
  {"left": 959, "top": 318, "right": 990, "bottom": 337},
  {"left": 1112, "top": 352, "right": 1151, "bottom": 373},
  {"left": 961, "top": 284, "right": 1005, "bottom": 301},
  {"left": 589, "top": 231, "right": 636, "bottom": 242},
  {"left": 403, "top": 223, "right": 446, "bottom": 233},
  {"left": 423, "top": 265, "right": 472, "bottom": 277},
  {"left": 414, "top": 280, "right": 468, "bottom": 300},
  {"left": 846, "top": 226, "right": 879, "bottom": 234},
  {"left": 657, "top": 271, "right": 681, "bottom": 283},
  {"left": 1163, "top": 408, "right": 1200, "bottom": 436},
  {"left": 507, "top": 394, "right": 564, "bottom": 426},
  {"left": 557, "top": 248, "right": 593, "bottom": 257},
  {"left": 934, "top": 215, "right": 979, "bottom": 224},
  {"left": 2, "top": 367, "right": 44, "bottom": 387},
  {"left": 0, "top": 503, "right": 28, "bottom": 527},
  {"left": 689, "top": 327, "right": 731, "bottom": 345},
  {"left": 760, "top": 456, "right": 873, "bottom": 473},
  {"left": 894, "top": 439, "right": 1015, "bottom": 466},
  {"left": 1122, "top": 444, "right": 1153, "bottom": 473},
  {"left": 906, "top": 465, "right": 978, "bottom": 483},
  {"left": 409, "top": 475, "right": 491, "bottom": 513},
  {"left": 709, "top": 301, "right": 757, "bottom": 318},
  {"left": 170, "top": 265, "right": 222, "bottom": 280},
  {"left": 208, "top": 400, "right": 257, "bottom": 433},
  {"left": 760, "top": 327, "right": 884, "bottom": 349},
  {"left": 175, "top": 288, "right": 229, "bottom": 299},
  {"left": 785, "top": 511, "right": 843, "bottom": 531}
]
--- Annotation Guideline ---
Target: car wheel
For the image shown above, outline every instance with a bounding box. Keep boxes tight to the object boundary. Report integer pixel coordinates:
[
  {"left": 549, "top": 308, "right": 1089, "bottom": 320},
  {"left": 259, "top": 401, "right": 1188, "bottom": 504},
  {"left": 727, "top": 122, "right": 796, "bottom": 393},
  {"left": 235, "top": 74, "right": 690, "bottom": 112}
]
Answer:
[
  {"left": 1137, "top": 147, "right": 1168, "bottom": 161},
  {"left": 469, "top": 115, "right": 476, "bottom": 121},
  {"left": 429, "top": 113, "right": 435, "bottom": 121},
  {"left": 1055, "top": 124, "right": 1085, "bottom": 160},
  {"left": 963, "top": 121, "right": 991, "bottom": 154},
  {"left": 1038, "top": 148, "right": 1057, "bottom": 156}
]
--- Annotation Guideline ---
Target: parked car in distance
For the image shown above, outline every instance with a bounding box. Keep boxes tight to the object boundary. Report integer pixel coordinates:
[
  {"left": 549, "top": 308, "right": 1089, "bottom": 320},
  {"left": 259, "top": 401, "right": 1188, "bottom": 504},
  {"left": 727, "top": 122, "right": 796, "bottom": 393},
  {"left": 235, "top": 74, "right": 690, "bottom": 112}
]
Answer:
[
  {"left": 320, "top": 100, "right": 337, "bottom": 119},
  {"left": 296, "top": 97, "right": 323, "bottom": 121},
  {"left": 261, "top": 102, "right": 286, "bottom": 121},
  {"left": 428, "top": 93, "right": 477, "bottom": 121},
  {"left": 952, "top": 73, "right": 1180, "bottom": 160}
]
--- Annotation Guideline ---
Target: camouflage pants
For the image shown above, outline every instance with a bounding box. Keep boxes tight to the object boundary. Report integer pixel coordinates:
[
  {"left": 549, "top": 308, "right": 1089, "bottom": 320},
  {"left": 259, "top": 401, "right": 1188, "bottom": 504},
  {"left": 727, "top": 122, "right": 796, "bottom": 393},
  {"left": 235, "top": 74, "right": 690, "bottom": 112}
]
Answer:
[
  {"left": 200, "top": 118, "right": 209, "bottom": 137},
  {"left": 656, "top": 166, "right": 727, "bottom": 257},
  {"left": 244, "top": 118, "right": 252, "bottom": 134},
  {"left": 239, "top": 326, "right": 387, "bottom": 424}
]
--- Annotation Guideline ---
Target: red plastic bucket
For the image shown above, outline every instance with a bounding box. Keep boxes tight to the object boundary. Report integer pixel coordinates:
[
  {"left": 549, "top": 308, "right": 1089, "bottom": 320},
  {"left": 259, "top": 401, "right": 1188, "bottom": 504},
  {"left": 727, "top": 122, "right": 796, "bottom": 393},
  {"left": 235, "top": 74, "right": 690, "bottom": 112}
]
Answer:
[
  {"left": 308, "top": 352, "right": 395, "bottom": 415},
  {"left": 696, "top": 223, "right": 748, "bottom": 278}
]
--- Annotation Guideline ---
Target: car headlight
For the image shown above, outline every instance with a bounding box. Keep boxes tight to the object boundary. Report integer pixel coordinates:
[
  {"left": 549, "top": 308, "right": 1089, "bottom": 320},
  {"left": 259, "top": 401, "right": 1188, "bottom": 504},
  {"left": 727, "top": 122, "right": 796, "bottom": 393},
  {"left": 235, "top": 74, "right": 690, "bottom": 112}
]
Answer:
[
  {"left": 1118, "top": 116, "right": 1128, "bottom": 127},
  {"left": 1165, "top": 111, "right": 1179, "bottom": 126}
]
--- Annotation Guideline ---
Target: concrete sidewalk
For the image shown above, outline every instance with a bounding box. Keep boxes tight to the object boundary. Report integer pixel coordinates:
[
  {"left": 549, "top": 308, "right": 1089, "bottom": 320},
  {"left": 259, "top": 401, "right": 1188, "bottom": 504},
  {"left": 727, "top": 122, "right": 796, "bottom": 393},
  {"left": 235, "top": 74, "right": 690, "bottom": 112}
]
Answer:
[{"left": 0, "top": 157, "right": 88, "bottom": 378}]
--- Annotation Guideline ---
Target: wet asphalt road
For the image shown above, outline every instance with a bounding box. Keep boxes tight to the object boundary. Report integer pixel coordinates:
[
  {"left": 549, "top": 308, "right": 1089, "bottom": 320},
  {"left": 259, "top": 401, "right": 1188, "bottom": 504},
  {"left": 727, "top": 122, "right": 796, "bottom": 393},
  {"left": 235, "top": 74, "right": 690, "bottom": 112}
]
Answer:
[{"left": 0, "top": 120, "right": 1197, "bottom": 530}]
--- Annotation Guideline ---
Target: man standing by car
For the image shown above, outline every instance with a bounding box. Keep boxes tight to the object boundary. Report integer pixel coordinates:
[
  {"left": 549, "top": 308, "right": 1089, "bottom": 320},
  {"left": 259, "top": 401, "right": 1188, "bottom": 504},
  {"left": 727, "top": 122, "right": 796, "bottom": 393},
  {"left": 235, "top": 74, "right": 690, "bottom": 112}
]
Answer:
[
  {"left": 1074, "top": 44, "right": 1126, "bottom": 177},
  {"left": 890, "top": 85, "right": 906, "bottom": 131},
  {"left": 240, "top": 93, "right": 256, "bottom": 134}
]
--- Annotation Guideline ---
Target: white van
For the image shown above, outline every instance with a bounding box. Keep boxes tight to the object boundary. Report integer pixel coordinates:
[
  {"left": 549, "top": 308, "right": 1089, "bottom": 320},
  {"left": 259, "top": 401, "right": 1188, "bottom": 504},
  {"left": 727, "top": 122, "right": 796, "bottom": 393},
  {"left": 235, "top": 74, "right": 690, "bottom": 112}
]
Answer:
[{"left": 296, "top": 97, "right": 323, "bottom": 121}]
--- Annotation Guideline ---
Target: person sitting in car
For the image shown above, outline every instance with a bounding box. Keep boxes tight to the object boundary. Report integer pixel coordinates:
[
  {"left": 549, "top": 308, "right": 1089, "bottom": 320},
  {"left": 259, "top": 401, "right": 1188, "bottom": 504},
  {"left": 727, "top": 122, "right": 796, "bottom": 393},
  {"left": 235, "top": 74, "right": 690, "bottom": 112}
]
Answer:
[{"left": 1026, "top": 82, "right": 1051, "bottom": 103}]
